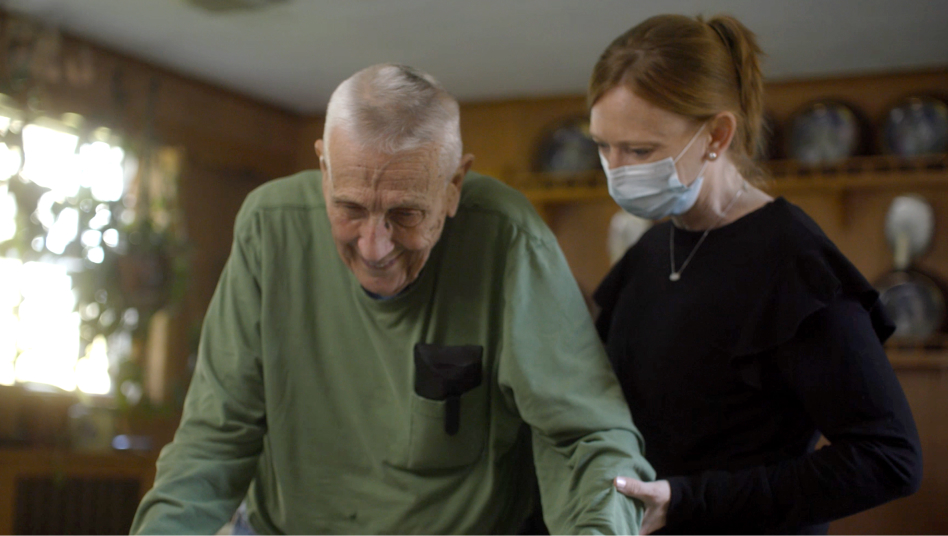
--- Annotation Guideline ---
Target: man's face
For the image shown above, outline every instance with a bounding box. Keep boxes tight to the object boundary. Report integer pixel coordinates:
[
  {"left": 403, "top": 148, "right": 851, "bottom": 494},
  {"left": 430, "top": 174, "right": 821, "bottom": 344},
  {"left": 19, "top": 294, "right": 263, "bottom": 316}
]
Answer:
[{"left": 316, "top": 129, "right": 469, "bottom": 297}]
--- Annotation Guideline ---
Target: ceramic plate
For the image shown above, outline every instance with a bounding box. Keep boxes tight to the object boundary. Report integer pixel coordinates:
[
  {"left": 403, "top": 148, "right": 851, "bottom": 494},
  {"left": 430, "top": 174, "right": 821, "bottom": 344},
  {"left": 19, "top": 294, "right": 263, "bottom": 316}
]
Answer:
[
  {"left": 882, "top": 96, "right": 948, "bottom": 156},
  {"left": 787, "top": 101, "right": 862, "bottom": 164},
  {"left": 534, "top": 116, "right": 600, "bottom": 174}
]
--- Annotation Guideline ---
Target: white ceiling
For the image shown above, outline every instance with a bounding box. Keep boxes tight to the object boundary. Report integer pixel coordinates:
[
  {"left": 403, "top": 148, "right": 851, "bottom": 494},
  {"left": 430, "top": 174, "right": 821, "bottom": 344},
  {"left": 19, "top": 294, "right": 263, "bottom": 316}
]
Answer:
[{"left": 3, "top": 0, "right": 947, "bottom": 115}]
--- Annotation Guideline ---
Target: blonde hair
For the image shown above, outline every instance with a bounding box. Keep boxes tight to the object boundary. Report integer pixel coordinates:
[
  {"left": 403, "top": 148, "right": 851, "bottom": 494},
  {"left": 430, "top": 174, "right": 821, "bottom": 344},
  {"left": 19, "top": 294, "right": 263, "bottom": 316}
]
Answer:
[{"left": 589, "top": 14, "right": 766, "bottom": 180}]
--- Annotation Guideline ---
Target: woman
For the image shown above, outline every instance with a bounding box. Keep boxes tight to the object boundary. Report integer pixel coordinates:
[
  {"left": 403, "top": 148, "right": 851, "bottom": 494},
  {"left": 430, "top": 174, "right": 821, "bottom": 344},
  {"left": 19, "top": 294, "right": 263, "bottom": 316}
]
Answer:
[{"left": 589, "top": 14, "right": 922, "bottom": 535}]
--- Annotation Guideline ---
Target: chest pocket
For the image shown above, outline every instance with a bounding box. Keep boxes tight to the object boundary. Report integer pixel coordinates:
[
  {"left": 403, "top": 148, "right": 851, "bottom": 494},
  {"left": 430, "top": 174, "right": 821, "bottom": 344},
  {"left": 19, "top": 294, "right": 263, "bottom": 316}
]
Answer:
[{"left": 405, "top": 343, "right": 489, "bottom": 471}]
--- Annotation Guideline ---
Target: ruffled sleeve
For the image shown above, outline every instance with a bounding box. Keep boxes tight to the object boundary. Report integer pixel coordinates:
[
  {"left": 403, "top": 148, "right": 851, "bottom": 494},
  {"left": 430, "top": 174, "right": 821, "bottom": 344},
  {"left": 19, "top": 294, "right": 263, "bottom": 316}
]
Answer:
[
  {"left": 664, "top": 241, "right": 916, "bottom": 534},
  {"left": 726, "top": 236, "right": 894, "bottom": 360}
]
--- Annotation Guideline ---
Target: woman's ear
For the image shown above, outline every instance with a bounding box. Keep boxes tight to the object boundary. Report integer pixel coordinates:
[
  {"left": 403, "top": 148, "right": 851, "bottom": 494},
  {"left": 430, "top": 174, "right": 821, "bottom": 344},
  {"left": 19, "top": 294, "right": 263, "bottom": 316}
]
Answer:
[{"left": 707, "top": 111, "right": 737, "bottom": 157}]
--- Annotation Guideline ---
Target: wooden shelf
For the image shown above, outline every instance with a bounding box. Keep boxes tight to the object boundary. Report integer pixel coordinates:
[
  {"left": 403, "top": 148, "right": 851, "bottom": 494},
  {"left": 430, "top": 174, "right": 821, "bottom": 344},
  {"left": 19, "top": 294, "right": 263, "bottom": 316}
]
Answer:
[
  {"left": 513, "top": 154, "right": 948, "bottom": 209},
  {"left": 521, "top": 184, "right": 608, "bottom": 204},
  {"left": 766, "top": 154, "right": 948, "bottom": 195},
  {"left": 886, "top": 334, "right": 948, "bottom": 371},
  {"left": 0, "top": 448, "right": 158, "bottom": 534}
]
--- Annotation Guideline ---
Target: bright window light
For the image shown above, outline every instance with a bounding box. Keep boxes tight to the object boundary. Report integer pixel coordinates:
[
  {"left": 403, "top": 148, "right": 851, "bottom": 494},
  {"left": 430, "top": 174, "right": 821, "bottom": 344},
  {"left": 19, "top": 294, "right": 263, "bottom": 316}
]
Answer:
[
  {"left": 44, "top": 207, "right": 79, "bottom": 255},
  {"left": 0, "top": 143, "right": 22, "bottom": 180},
  {"left": 0, "top": 184, "right": 16, "bottom": 242},
  {"left": 21, "top": 123, "right": 80, "bottom": 198},
  {"left": 86, "top": 246, "right": 105, "bottom": 264},
  {"left": 78, "top": 141, "right": 125, "bottom": 202},
  {"left": 1, "top": 111, "right": 133, "bottom": 396},
  {"left": 88, "top": 206, "right": 112, "bottom": 230},
  {"left": 0, "top": 258, "right": 19, "bottom": 387},
  {"left": 102, "top": 227, "right": 119, "bottom": 247},
  {"left": 81, "top": 229, "right": 102, "bottom": 248},
  {"left": 75, "top": 335, "right": 111, "bottom": 395},
  {"left": 14, "top": 262, "right": 80, "bottom": 391}
]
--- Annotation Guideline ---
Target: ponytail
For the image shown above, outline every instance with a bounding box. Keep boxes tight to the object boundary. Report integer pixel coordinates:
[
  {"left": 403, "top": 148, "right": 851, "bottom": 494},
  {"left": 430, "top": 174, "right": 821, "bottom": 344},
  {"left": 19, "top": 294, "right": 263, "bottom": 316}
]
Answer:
[{"left": 706, "top": 15, "right": 765, "bottom": 159}]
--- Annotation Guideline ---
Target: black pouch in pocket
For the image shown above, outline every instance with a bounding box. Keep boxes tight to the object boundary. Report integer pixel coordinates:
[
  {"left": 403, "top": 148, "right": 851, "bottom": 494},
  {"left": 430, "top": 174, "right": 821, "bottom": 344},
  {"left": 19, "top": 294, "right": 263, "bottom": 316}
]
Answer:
[{"left": 413, "top": 343, "right": 483, "bottom": 436}]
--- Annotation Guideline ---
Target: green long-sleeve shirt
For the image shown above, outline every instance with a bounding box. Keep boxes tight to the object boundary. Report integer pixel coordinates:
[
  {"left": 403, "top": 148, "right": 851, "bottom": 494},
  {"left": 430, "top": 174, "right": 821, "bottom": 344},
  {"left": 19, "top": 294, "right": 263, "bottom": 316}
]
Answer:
[{"left": 131, "top": 170, "right": 654, "bottom": 534}]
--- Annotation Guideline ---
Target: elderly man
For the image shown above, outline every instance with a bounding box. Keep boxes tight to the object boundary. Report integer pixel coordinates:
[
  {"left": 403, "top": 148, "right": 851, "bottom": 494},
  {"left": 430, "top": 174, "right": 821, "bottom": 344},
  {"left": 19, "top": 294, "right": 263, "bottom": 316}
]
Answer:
[{"left": 131, "top": 64, "right": 654, "bottom": 534}]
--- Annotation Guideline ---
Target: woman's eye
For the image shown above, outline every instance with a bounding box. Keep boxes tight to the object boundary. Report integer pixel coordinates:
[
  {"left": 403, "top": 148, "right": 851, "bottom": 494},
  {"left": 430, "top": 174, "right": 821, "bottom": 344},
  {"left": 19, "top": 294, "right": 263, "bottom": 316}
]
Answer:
[
  {"left": 626, "top": 147, "right": 653, "bottom": 158},
  {"left": 388, "top": 209, "right": 424, "bottom": 228}
]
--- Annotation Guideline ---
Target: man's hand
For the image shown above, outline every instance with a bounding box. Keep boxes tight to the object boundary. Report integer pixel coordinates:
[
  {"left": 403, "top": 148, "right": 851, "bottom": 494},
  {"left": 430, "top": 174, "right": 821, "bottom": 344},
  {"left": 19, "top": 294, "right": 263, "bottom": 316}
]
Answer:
[{"left": 614, "top": 477, "right": 670, "bottom": 535}]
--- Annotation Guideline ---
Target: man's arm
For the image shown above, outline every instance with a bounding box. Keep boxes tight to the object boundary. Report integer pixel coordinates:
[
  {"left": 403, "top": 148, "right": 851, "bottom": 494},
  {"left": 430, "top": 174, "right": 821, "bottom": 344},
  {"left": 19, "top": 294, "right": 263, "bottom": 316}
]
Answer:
[
  {"left": 131, "top": 204, "right": 267, "bottom": 534},
  {"left": 498, "top": 229, "right": 655, "bottom": 534}
]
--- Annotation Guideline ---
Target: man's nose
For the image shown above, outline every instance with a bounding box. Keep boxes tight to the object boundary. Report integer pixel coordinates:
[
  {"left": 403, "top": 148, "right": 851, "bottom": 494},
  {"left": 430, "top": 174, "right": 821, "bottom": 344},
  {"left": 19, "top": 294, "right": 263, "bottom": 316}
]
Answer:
[{"left": 357, "top": 215, "right": 394, "bottom": 262}]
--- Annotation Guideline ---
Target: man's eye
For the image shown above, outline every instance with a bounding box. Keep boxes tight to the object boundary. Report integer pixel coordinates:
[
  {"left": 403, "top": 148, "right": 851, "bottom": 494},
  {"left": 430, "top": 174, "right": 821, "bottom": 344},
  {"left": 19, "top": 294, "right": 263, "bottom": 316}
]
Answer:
[
  {"left": 388, "top": 209, "right": 424, "bottom": 228},
  {"left": 338, "top": 204, "right": 367, "bottom": 219}
]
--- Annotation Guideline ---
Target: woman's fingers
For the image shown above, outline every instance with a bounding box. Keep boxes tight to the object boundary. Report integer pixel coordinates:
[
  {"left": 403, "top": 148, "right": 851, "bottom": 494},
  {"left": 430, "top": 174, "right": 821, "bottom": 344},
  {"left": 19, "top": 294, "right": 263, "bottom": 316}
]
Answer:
[
  {"left": 614, "top": 477, "right": 671, "bottom": 535},
  {"left": 614, "top": 477, "right": 656, "bottom": 501}
]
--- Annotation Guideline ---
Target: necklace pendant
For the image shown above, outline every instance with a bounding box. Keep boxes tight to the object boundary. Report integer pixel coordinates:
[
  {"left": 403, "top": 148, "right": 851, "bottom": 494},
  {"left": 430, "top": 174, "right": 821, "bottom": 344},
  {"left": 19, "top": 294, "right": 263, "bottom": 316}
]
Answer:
[{"left": 669, "top": 272, "right": 681, "bottom": 282}]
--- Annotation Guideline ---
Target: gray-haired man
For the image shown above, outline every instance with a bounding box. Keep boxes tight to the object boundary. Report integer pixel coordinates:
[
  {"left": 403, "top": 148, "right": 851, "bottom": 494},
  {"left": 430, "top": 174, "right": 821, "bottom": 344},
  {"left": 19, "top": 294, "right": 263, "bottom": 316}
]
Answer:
[{"left": 131, "top": 64, "right": 654, "bottom": 534}]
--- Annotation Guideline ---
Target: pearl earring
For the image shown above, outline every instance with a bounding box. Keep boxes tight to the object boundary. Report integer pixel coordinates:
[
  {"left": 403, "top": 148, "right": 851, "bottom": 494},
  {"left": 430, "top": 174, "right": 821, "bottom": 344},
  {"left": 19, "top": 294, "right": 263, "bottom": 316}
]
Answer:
[{"left": 707, "top": 151, "right": 717, "bottom": 160}]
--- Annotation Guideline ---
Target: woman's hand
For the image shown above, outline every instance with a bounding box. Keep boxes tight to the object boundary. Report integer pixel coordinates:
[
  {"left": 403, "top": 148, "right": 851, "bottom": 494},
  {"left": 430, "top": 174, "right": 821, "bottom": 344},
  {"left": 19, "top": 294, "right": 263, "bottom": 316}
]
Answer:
[{"left": 614, "top": 477, "right": 671, "bottom": 535}]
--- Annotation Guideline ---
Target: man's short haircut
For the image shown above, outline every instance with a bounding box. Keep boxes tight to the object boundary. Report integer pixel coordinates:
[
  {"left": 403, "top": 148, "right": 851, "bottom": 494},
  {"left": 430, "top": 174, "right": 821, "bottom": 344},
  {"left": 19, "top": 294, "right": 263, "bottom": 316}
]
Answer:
[{"left": 323, "top": 63, "right": 463, "bottom": 179}]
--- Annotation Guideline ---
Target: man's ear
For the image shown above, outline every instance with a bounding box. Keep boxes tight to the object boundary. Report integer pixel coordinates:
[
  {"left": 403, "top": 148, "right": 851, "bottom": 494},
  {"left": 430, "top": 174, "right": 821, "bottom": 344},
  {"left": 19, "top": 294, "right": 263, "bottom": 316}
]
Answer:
[
  {"left": 445, "top": 154, "right": 474, "bottom": 218},
  {"left": 315, "top": 139, "right": 327, "bottom": 174},
  {"left": 707, "top": 112, "right": 737, "bottom": 157},
  {"left": 315, "top": 139, "right": 332, "bottom": 201}
]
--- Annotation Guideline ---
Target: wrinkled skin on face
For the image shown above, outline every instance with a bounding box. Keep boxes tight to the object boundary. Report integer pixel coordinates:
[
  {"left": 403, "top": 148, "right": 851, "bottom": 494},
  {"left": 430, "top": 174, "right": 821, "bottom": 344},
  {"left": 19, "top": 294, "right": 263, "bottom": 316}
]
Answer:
[{"left": 316, "top": 129, "right": 473, "bottom": 297}]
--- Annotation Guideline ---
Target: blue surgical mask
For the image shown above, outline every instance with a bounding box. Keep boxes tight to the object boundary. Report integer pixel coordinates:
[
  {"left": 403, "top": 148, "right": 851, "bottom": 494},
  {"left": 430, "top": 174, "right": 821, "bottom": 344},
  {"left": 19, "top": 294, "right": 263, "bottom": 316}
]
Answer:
[{"left": 601, "top": 123, "right": 709, "bottom": 220}]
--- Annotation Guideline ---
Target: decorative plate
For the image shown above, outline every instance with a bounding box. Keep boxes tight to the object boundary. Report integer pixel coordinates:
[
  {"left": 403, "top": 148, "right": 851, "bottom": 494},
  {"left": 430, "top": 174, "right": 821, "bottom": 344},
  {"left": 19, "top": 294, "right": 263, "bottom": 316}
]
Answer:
[
  {"left": 884, "top": 194, "right": 935, "bottom": 270},
  {"left": 876, "top": 270, "right": 945, "bottom": 343},
  {"left": 787, "top": 101, "right": 862, "bottom": 164},
  {"left": 882, "top": 96, "right": 948, "bottom": 157},
  {"left": 533, "top": 116, "right": 600, "bottom": 175}
]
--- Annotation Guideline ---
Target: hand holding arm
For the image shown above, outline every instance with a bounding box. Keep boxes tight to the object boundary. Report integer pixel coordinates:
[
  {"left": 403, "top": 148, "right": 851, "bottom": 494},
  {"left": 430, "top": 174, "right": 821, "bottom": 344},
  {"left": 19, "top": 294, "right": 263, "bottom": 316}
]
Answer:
[{"left": 614, "top": 477, "right": 670, "bottom": 535}]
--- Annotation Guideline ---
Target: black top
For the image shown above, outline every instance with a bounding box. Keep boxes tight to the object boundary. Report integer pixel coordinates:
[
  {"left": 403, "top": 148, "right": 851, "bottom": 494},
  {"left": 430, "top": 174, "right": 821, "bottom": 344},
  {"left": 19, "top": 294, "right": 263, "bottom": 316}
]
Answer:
[{"left": 594, "top": 198, "right": 922, "bottom": 535}]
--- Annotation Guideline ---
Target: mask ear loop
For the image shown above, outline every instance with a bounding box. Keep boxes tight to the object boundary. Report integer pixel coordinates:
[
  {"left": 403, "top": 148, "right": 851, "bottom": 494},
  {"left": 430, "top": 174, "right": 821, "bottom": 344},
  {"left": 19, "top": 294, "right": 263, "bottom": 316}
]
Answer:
[
  {"left": 673, "top": 123, "right": 710, "bottom": 186},
  {"left": 692, "top": 159, "right": 709, "bottom": 184},
  {"left": 673, "top": 122, "right": 709, "bottom": 164}
]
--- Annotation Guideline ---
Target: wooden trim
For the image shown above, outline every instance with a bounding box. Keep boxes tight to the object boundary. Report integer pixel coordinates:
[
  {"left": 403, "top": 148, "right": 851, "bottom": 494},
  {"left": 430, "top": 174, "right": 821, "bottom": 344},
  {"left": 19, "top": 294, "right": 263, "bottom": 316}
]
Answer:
[{"left": 0, "top": 448, "right": 159, "bottom": 534}]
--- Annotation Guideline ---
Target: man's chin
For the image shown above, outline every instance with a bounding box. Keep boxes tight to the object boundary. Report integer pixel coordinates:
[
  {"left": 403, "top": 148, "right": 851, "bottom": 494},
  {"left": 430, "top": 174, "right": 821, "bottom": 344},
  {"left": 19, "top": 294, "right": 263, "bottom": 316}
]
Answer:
[{"left": 359, "top": 275, "right": 406, "bottom": 298}]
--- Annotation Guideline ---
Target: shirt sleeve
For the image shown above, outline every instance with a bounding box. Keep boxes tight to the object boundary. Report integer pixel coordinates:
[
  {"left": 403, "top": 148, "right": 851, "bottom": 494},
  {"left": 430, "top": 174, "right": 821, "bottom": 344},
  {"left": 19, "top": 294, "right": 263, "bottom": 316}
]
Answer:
[
  {"left": 131, "top": 205, "right": 267, "bottom": 535},
  {"left": 665, "top": 297, "right": 923, "bottom": 533},
  {"left": 498, "top": 230, "right": 656, "bottom": 535}
]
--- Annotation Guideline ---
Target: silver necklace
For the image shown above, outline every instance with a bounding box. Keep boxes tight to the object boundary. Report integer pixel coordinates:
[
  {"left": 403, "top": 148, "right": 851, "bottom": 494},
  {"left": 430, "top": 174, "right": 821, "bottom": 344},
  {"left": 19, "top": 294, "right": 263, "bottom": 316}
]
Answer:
[{"left": 669, "top": 182, "right": 746, "bottom": 282}]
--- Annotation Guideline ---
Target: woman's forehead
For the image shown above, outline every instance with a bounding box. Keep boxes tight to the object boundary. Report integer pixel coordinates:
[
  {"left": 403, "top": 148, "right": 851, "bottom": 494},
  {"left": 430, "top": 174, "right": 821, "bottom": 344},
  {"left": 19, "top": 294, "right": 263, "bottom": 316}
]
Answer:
[{"left": 590, "top": 85, "right": 689, "bottom": 141}]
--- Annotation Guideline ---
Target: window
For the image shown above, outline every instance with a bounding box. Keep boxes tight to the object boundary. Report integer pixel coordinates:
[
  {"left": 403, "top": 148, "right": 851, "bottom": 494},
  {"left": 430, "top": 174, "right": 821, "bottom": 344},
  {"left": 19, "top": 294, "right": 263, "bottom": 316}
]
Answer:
[{"left": 0, "top": 104, "right": 138, "bottom": 396}]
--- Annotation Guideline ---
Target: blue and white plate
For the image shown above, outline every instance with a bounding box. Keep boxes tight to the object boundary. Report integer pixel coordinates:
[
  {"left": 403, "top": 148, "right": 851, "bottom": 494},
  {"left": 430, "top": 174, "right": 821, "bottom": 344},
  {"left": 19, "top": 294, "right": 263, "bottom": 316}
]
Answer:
[
  {"left": 883, "top": 96, "right": 948, "bottom": 157},
  {"left": 788, "top": 101, "right": 862, "bottom": 164}
]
